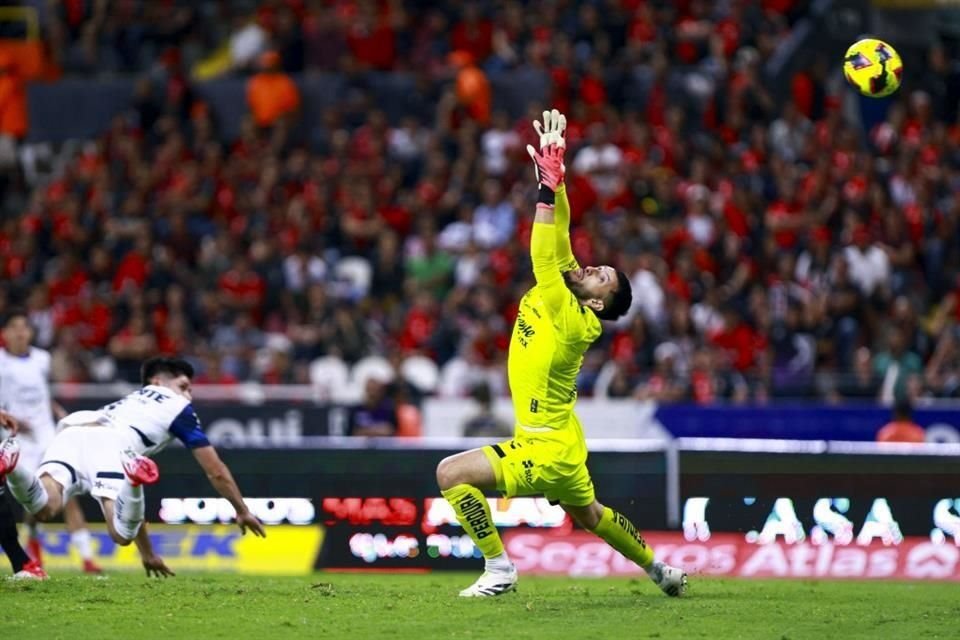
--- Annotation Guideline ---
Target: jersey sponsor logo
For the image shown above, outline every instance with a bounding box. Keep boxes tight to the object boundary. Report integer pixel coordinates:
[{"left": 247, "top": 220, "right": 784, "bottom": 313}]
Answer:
[
  {"left": 515, "top": 314, "right": 536, "bottom": 348},
  {"left": 137, "top": 388, "right": 169, "bottom": 403},
  {"left": 529, "top": 398, "right": 539, "bottom": 414},
  {"left": 521, "top": 459, "right": 535, "bottom": 485}
]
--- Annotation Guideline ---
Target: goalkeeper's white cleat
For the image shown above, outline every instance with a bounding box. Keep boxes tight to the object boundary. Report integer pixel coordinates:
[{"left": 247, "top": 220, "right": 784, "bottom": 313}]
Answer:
[
  {"left": 458, "top": 566, "right": 518, "bottom": 598},
  {"left": 649, "top": 561, "right": 688, "bottom": 597}
]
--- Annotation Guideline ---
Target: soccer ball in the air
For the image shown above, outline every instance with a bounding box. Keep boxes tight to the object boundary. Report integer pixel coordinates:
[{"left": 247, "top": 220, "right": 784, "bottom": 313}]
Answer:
[{"left": 843, "top": 38, "right": 903, "bottom": 98}]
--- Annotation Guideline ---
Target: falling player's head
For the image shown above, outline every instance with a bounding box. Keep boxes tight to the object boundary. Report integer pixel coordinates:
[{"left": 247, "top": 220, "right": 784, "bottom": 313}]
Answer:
[
  {"left": 141, "top": 356, "right": 195, "bottom": 401},
  {"left": 1, "top": 309, "right": 33, "bottom": 355},
  {"left": 564, "top": 267, "right": 632, "bottom": 321}
]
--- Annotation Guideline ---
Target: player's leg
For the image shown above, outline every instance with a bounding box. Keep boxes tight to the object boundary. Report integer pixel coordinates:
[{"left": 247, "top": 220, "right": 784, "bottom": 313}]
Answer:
[
  {"left": 98, "top": 449, "right": 159, "bottom": 545},
  {"left": 0, "top": 438, "right": 64, "bottom": 521},
  {"left": 64, "top": 497, "right": 101, "bottom": 573},
  {"left": 562, "top": 498, "right": 687, "bottom": 597},
  {"left": 436, "top": 446, "right": 517, "bottom": 596},
  {"left": 0, "top": 487, "right": 31, "bottom": 573},
  {"left": 17, "top": 441, "right": 48, "bottom": 566}
]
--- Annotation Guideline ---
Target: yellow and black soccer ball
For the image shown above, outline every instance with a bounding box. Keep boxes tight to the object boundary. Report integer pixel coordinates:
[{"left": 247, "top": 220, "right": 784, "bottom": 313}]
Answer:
[{"left": 843, "top": 38, "right": 903, "bottom": 98}]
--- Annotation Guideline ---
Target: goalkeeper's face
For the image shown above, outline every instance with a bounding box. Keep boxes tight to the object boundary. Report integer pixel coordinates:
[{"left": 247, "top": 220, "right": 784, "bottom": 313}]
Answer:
[{"left": 565, "top": 265, "right": 618, "bottom": 312}]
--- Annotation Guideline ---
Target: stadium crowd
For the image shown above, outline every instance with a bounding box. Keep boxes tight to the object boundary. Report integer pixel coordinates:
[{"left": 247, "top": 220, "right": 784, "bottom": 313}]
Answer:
[{"left": 2, "top": 1, "right": 960, "bottom": 407}]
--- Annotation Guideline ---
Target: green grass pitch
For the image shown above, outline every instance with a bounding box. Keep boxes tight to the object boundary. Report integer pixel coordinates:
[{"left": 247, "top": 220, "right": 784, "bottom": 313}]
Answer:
[{"left": 5, "top": 572, "right": 958, "bottom": 639}]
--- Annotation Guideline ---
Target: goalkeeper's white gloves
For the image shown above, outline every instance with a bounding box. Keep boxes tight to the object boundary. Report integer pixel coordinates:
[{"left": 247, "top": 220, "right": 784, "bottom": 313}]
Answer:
[{"left": 527, "top": 108, "right": 567, "bottom": 187}]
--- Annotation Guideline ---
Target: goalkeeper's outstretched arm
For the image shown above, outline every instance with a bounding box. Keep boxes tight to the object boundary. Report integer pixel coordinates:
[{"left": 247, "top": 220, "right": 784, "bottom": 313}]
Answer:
[
  {"left": 528, "top": 144, "right": 567, "bottom": 317},
  {"left": 554, "top": 183, "right": 579, "bottom": 273}
]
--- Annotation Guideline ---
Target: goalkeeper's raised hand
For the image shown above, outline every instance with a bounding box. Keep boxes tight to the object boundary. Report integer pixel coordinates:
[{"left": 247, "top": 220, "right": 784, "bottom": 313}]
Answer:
[
  {"left": 534, "top": 108, "right": 567, "bottom": 152},
  {"left": 527, "top": 143, "right": 565, "bottom": 193}
]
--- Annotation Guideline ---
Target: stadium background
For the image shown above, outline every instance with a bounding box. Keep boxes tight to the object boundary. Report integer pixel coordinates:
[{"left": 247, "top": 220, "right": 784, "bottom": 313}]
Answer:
[{"left": 1, "top": 0, "right": 960, "bottom": 581}]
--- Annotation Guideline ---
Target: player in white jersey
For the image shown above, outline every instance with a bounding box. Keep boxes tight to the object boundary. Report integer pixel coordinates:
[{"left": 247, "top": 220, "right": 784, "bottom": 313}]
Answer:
[
  {"left": 0, "top": 410, "right": 45, "bottom": 578},
  {"left": 0, "top": 310, "right": 101, "bottom": 574},
  {"left": 0, "top": 356, "right": 266, "bottom": 576}
]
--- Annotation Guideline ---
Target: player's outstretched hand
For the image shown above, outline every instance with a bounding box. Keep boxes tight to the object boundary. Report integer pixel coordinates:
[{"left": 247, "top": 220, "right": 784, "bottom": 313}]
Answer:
[
  {"left": 526, "top": 143, "right": 565, "bottom": 192},
  {"left": 237, "top": 511, "right": 267, "bottom": 538},
  {"left": 143, "top": 554, "right": 176, "bottom": 578},
  {"left": 533, "top": 108, "right": 567, "bottom": 150}
]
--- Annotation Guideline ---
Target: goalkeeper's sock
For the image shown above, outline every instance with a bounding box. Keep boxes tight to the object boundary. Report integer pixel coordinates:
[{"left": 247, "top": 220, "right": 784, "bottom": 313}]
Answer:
[
  {"left": 441, "top": 484, "right": 509, "bottom": 569},
  {"left": 590, "top": 507, "right": 655, "bottom": 570}
]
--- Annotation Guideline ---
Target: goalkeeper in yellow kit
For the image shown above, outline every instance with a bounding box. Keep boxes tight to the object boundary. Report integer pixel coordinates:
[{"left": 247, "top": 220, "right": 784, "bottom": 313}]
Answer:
[{"left": 436, "top": 110, "right": 687, "bottom": 598}]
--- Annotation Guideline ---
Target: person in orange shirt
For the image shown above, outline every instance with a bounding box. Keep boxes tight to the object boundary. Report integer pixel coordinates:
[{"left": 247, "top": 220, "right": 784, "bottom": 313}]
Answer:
[
  {"left": 876, "top": 400, "right": 926, "bottom": 443},
  {"left": 450, "top": 50, "right": 491, "bottom": 125},
  {"left": 0, "top": 52, "right": 27, "bottom": 141},
  {"left": 246, "top": 50, "right": 300, "bottom": 129}
]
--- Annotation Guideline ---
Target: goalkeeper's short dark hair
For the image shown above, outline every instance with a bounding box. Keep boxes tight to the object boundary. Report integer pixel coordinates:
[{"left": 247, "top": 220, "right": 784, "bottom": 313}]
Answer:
[
  {"left": 595, "top": 270, "right": 632, "bottom": 321},
  {"left": 141, "top": 356, "right": 195, "bottom": 386}
]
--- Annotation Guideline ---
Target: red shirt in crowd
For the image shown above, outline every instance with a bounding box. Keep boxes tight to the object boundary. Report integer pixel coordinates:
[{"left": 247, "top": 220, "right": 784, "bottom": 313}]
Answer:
[{"left": 113, "top": 250, "right": 149, "bottom": 292}]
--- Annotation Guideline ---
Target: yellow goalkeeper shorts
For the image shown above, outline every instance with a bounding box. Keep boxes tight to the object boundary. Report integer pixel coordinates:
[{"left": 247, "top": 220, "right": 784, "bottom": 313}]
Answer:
[{"left": 482, "top": 418, "right": 595, "bottom": 507}]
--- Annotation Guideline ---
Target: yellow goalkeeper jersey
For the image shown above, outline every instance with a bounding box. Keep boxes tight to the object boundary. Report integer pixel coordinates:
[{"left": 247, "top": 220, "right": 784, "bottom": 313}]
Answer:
[{"left": 507, "top": 186, "right": 602, "bottom": 433}]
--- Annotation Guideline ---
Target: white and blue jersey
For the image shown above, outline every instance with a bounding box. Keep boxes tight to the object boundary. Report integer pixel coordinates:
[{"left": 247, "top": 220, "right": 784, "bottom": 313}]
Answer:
[
  {"left": 40, "top": 385, "right": 210, "bottom": 504},
  {"left": 96, "top": 385, "right": 210, "bottom": 456}
]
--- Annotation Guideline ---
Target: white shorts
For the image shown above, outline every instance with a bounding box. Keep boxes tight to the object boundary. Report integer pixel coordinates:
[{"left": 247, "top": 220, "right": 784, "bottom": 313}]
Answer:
[{"left": 36, "top": 425, "right": 128, "bottom": 505}]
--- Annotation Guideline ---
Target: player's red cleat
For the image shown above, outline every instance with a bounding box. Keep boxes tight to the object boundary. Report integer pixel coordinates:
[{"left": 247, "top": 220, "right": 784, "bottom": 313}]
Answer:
[
  {"left": 27, "top": 537, "right": 43, "bottom": 568},
  {"left": 0, "top": 437, "right": 20, "bottom": 479},
  {"left": 12, "top": 559, "right": 48, "bottom": 580},
  {"left": 121, "top": 450, "right": 159, "bottom": 487},
  {"left": 83, "top": 559, "right": 103, "bottom": 574}
]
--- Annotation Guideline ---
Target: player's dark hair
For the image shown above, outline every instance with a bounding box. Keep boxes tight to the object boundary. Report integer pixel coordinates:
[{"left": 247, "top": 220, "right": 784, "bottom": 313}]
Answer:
[
  {"left": 141, "top": 356, "right": 195, "bottom": 386},
  {"left": 595, "top": 271, "right": 632, "bottom": 321},
  {"left": 1, "top": 308, "right": 30, "bottom": 328}
]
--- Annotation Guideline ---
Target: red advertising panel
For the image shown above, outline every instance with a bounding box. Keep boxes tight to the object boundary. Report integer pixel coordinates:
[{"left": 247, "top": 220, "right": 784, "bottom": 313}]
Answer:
[{"left": 503, "top": 530, "right": 960, "bottom": 581}]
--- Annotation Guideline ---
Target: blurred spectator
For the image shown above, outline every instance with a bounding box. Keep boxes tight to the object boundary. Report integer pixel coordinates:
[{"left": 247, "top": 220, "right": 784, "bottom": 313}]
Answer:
[
  {"left": 108, "top": 311, "right": 157, "bottom": 382},
  {"left": 194, "top": 352, "right": 239, "bottom": 386},
  {"left": 876, "top": 400, "right": 925, "bottom": 443},
  {"left": 0, "top": 51, "right": 26, "bottom": 173},
  {"left": 451, "top": 50, "right": 491, "bottom": 125},
  {"left": 461, "top": 382, "right": 511, "bottom": 438},
  {"left": 875, "top": 327, "right": 924, "bottom": 404},
  {"left": 473, "top": 180, "right": 515, "bottom": 249},
  {"left": 349, "top": 378, "right": 398, "bottom": 437},
  {"left": 246, "top": 51, "right": 300, "bottom": 129},
  {"left": 844, "top": 225, "right": 891, "bottom": 300}
]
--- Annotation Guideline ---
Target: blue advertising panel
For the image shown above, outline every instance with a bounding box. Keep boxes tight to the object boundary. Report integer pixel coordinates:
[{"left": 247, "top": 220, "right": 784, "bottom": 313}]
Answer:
[{"left": 655, "top": 404, "right": 960, "bottom": 441}]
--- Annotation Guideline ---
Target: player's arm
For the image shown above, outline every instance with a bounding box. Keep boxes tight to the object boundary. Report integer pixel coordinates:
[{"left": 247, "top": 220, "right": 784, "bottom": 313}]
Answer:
[
  {"left": 134, "top": 522, "right": 175, "bottom": 577},
  {"left": 528, "top": 143, "right": 568, "bottom": 316},
  {"left": 554, "top": 183, "right": 579, "bottom": 273},
  {"left": 192, "top": 446, "right": 266, "bottom": 537},
  {"left": 532, "top": 109, "right": 578, "bottom": 272},
  {"left": 168, "top": 404, "right": 266, "bottom": 537}
]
